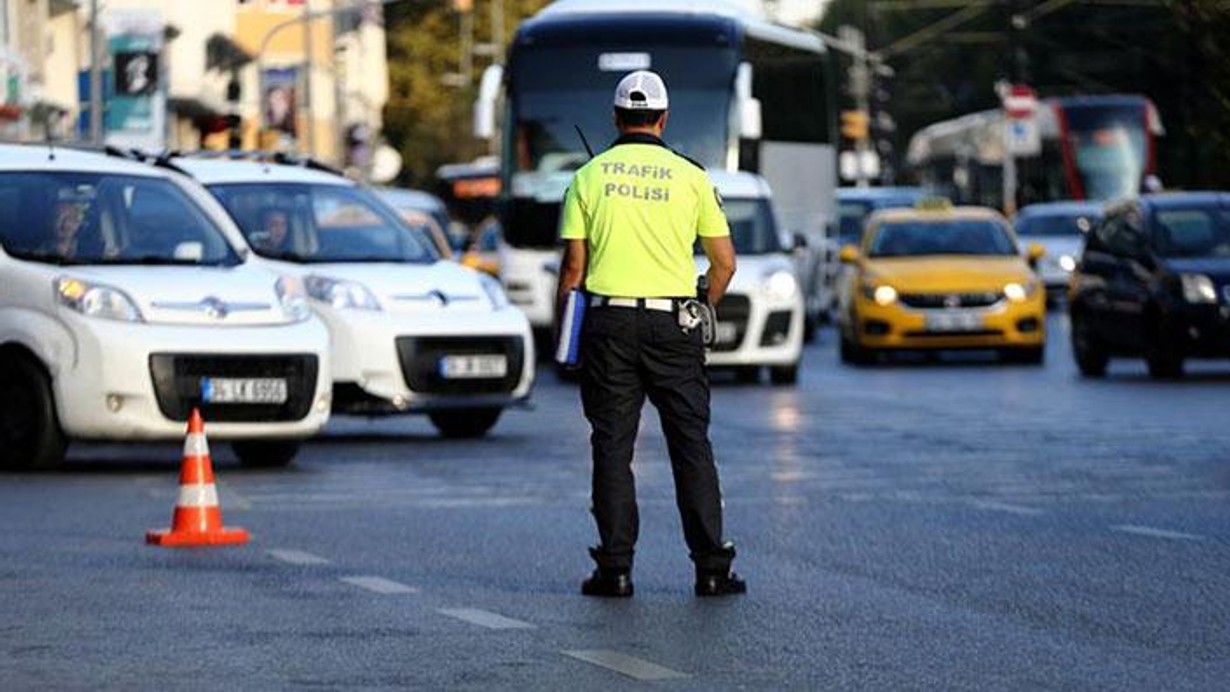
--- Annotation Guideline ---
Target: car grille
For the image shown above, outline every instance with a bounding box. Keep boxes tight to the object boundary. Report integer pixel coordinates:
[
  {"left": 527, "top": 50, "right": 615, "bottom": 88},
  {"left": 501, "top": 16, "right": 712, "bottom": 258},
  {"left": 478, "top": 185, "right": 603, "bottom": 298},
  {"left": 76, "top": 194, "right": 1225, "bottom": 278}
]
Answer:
[
  {"left": 396, "top": 336, "right": 525, "bottom": 395},
  {"left": 899, "top": 292, "right": 1002, "bottom": 309},
  {"left": 760, "top": 310, "right": 793, "bottom": 347},
  {"left": 713, "top": 294, "right": 751, "bottom": 353},
  {"left": 149, "top": 354, "right": 319, "bottom": 422}
]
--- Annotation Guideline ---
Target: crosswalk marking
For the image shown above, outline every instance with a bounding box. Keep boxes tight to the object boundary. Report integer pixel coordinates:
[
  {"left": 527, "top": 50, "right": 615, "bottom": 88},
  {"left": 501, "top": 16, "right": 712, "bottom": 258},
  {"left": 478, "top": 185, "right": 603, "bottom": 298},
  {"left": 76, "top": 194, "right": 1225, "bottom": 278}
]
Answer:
[
  {"left": 269, "top": 549, "right": 330, "bottom": 565},
  {"left": 340, "top": 576, "right": 419, "bottom": 594},
  {"left": 1111, "top": 525, "right": 1202, "bottom": 541}
]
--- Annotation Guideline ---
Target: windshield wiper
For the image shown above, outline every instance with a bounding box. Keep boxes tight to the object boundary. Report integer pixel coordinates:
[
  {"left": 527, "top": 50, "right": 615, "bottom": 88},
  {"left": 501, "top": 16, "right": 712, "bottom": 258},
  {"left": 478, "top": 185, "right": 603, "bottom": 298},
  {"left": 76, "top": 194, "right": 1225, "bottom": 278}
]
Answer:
[
  {"left": 256, "top": 249, "right": 313, "bottom": 263},
  {"left": 5, "top": 250, "right": 81, "bottom": 265},
  {"left": 300, "top": 256, "right": 415, "bottom": 264}
]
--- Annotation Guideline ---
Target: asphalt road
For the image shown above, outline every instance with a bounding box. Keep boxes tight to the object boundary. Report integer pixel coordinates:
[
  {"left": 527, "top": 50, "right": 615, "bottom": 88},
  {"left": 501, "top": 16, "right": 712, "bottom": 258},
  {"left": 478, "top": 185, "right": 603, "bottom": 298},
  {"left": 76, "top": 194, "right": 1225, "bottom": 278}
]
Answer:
[{"left": 3, "top": 314, "right": 1229, "bottom": 690}]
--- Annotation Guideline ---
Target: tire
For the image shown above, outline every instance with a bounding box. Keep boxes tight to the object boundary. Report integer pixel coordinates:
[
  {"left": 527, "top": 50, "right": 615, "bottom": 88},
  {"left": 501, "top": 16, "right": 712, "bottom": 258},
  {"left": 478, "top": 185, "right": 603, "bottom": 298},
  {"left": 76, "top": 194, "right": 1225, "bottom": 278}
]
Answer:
[
  {"left": 1070, "top": 311, "right": 1108, "bottom": 378},
  {"left": 231, "top": 439, "right": 301, "bottom": 468},
  {"left": 802, "top": 314, "right": 818, "bottom": 344},
  {"left": 429, "top": 408, "right": 502, "bottom": 439},
  {"left": 840, "top": 333, "right": 874, "bottom": 366},
  {"left": 1146, "top": 343, "right": 1184, "bottom": 379},
  {"left": 0, "top": 353, "right": 67, "bottom": 471},
  {"left": 1001, "top": 346, "right": 1045, "bottom": 365},
  {"left": 769, "top": 364, "right": 799, "bottom": 385}
]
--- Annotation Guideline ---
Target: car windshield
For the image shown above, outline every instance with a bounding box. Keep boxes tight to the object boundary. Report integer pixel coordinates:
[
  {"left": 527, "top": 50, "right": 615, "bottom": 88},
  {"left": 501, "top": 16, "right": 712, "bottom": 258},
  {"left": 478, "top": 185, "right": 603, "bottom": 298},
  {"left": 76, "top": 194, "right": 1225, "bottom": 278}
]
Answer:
[
  {"left": 1152, "top": 207, "right": 1230, "bottom": 259},
  {"left": 1016, "top": 212, "right": 1100, "bottom": 237},
  {"left": 208, "top": 183, "right": 439, "bottom": 264},
  {"left": 0, "top": 171, "right": 240, "bottom": 266},
  {"left": 711, "top": 198, "right": 782, "bottom": 255},
  {"left": 868, "top": 219, "right": 1018, "bottom": 258}
]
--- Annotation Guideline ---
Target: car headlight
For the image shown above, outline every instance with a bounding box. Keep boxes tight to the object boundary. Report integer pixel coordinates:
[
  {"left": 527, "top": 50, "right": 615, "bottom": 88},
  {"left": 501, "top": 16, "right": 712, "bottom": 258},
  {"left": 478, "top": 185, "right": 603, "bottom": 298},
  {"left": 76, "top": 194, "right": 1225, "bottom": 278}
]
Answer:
[
  {"left": 1180, "top": 273, "right": 1217, "bottom": 304},
  {"left": 304, "top": 275, "right": 381, "bottom": 311},
  {"left": 1004, "top": 279, "right": 1039, "bottom": 303},
  {"left": 861, "top": 281, "right": 898, "bottom": 306},
  {"left": 276, "top": 276, "right": 314, "bottom": 321},
  {"left": 1058, "top": 254, "right": 1077, "bottom": 273},
  {"left": 479, "top": 273, "right": 510, "bottom": 310},
  {"left": 55, "top": 277, "right": 143, "bottom": 322},
  {"left": 764, "top": 270, "right": 798, "bottom": 301}
]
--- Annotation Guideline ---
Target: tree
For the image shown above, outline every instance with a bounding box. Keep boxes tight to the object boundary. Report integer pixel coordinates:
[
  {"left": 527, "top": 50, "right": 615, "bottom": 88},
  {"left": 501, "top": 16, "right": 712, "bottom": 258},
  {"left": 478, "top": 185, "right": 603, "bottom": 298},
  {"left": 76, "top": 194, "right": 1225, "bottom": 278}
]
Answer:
[
  {"left": 818, "top": 0, "right": 1227, "bottom": 190},
  {"left": 383, "top": 0, "right": 550, "bottom": 187}
]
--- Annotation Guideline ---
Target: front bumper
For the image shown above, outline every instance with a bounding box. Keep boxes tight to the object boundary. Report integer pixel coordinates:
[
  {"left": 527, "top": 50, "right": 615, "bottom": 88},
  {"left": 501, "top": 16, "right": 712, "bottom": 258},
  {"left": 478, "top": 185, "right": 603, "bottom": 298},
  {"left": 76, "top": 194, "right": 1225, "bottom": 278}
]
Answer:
[
  {"left": 706, "top": 292, "right": 804, "bottom": 368},
  {"left": 55, "top": 315, "right": 332, "bottom": 440},
  {"left": 321, "top": 306, "right": 535, "bottom": 413},
  {"left": 852, "top": 294, "right": 1046, "bottom": 351}
]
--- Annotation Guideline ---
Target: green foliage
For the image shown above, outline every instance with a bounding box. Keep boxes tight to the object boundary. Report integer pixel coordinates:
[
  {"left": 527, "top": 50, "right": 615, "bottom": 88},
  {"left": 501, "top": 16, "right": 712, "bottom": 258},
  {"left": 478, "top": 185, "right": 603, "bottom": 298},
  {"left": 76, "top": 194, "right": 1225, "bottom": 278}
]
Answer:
[{"left": 383, "top": 0, "right": 551, "bottom": 187}]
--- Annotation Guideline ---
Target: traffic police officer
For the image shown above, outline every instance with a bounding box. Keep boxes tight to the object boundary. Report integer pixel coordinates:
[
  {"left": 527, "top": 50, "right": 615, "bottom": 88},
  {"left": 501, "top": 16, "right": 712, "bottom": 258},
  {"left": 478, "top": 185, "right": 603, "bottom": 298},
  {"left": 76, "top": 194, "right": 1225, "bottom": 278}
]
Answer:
[{"left": 556, "top": 70, "right": 745, "bottom": 598}]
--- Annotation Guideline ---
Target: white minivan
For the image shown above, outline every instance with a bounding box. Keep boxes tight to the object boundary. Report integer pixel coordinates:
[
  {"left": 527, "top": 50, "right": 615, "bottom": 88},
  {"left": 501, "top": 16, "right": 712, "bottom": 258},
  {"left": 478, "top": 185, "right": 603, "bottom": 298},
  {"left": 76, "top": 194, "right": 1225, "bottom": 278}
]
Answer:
[
  {"left": 701, "top": 171, "right": 805, "bottom": 385},
  {"left": 167, "top": 155, "right": 535, "bottom": 438},
  {"left": 0, "top": 144, "right": 332, "bottom": 470}
]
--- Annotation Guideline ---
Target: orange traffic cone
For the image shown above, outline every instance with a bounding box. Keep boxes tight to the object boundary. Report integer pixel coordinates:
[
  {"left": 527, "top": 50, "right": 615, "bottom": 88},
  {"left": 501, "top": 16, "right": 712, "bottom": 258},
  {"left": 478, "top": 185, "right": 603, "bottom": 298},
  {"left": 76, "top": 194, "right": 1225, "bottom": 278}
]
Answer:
[{"left": 146, "top": 409, "right": 250, "bottom": 547}]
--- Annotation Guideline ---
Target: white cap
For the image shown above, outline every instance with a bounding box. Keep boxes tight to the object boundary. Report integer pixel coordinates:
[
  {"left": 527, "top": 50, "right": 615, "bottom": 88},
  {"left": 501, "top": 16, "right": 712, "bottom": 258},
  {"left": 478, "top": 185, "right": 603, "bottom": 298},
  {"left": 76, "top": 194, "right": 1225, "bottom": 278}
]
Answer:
[{"left": 613, "top": 70, "right": 669, "bottom": 110}]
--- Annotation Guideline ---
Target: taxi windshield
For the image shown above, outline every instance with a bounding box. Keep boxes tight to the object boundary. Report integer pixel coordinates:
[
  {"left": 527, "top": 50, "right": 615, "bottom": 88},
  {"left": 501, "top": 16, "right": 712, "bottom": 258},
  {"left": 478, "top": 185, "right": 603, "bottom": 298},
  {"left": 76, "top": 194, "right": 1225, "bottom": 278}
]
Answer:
[
  {"left": 869, "top": 219, "right": 1017, "bottom": 258},
  {"left": 208, "top": 183, "right": 439, "bottom": 264},
  {"left": 0, "top": 172, "right": 240, "bottom": 266}
]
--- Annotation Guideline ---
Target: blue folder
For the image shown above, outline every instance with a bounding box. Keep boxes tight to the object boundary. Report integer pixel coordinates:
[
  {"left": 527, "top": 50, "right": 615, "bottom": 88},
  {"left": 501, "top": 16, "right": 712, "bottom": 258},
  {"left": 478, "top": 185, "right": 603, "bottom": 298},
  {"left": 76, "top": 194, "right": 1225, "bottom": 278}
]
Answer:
[{"left": 555, "top": 289, "right": 586, "bottom": 367}]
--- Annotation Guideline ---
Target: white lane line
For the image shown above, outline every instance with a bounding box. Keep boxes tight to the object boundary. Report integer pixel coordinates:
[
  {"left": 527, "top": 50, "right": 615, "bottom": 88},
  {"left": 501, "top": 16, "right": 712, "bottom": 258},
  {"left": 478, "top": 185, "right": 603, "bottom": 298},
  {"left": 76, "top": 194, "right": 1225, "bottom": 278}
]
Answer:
[
  {"left": 438, "top": 608, "right": 535, "bottom": 630},
  {"left": 970, "top": 500, "right": 1045, "bottom": 516},
  {"left": 1111, "top": 525, "right": 1202, "bottom": 541},
  {"left": 562, "top": 650, "right": 689, "bottom": 681},
  {"left": 340, "top": 576, "right": 419, "bottom": 594},
  {"left": 269, "top": 549, "right": 330, "bottom": 566}
]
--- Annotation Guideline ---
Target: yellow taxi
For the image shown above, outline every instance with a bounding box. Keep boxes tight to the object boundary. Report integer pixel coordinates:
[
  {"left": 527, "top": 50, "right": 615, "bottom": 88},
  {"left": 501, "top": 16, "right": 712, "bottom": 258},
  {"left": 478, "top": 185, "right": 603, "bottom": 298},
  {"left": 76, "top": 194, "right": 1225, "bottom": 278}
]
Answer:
[{"left": 836, "top": 203, "right": 1046, "bottom": 364}]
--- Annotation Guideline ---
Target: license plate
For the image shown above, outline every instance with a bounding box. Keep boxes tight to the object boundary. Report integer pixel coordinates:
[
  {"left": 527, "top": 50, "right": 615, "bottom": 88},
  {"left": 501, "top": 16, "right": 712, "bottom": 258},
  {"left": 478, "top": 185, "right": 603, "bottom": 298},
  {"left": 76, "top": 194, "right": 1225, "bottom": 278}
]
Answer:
[
  {"left": 924, "top": 311, "right": 985, "bottom": 333},
  {"left": 715, "top": 322, "right": 738, "bottom": 344},
  {"left": 439, "top": 354, "right": 508, "bottom": 379},
  {"left": 200, "top": 377, "right": 288, "bottom": 404}
]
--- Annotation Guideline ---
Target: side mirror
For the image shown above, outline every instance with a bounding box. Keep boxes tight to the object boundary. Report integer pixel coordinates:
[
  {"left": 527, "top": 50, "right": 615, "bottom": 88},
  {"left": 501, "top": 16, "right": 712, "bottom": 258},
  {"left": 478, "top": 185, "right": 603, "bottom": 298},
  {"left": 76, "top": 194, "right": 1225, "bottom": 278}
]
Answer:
[
  {"left": 735, "top": 62, "right": 762, "bottom": 139},
  {"left": 1026, "top": 242, "right": 1045, "bottom": 269},
  {"left": 473, "top": 65, "right": 503, "bottom": 140},
  {"left": 792, "top": 232, "right": 808, "bottom": 252},
  {"left": 839, "top": 244, "right": 860, "bottom": 264}
]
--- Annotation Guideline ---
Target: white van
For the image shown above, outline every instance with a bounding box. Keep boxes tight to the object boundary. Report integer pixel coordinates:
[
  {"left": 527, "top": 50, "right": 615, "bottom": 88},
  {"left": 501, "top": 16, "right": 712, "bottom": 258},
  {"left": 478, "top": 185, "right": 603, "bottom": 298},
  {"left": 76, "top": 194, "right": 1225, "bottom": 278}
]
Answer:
[
  {"left": 167, "top": 155, "right": 535, "bottom": 438},
  {"left": 700, "top": 171, "right": 805, "bottom": 384},
  {"left": 0, "top": 145, "right": 332, "bottom": 470}
]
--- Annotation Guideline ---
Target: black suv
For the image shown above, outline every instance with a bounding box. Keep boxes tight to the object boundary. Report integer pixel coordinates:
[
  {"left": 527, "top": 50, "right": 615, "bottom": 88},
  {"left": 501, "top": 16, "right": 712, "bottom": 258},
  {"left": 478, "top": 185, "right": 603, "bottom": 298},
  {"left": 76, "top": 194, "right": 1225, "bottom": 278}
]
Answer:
[{"left": 1069, "top": 193, "right": 1230, "bottom": 378}]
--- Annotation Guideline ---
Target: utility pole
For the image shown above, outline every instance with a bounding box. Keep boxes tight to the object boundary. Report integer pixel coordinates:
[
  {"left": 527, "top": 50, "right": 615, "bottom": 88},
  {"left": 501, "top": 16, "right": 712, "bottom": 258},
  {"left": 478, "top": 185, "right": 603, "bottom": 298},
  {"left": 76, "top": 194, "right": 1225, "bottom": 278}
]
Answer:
[
  {"left": 839, "top": 25, "right": 873, "bottom": 187},
  {"left": 89, "top": 0, "right": 103, "bottom": 144}
]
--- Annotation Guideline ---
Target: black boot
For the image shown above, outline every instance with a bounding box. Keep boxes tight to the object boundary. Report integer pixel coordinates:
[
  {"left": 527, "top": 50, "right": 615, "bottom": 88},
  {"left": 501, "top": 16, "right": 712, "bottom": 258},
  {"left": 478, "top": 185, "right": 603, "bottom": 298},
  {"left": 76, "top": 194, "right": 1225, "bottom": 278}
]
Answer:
[
  {"left": 695, "top": 570, "right": 747, "bottom": 597},
  {"left": 581, "top": 569, "right": 633, "bottom": 598}
]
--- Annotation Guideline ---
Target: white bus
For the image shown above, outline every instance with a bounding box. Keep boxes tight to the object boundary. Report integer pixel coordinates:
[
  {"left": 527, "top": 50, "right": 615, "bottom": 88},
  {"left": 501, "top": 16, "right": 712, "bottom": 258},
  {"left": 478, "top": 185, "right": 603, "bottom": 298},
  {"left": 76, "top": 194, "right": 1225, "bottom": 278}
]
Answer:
[{"left": 474, "top": 0, "right": 839, "bottom": 342}]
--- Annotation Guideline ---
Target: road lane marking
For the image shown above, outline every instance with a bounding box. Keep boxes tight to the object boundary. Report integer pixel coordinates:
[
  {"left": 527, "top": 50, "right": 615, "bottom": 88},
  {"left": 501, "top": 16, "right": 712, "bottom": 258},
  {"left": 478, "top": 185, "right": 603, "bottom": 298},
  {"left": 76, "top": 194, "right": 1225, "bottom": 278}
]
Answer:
[
  {"left": 562, "top": 650, "right": 689, "bottom": 681},
  {"left": 1111, "top": 525, "right": 1202, "bottom": 541},
  {"left": 269, "top": 549, "right": 330, "bottom": 566},
  {"left": 970, "top": 500, "right": 1045, "bottom": 516},
  {"left": 340, "top": 576, "right": 419, "bottom": 594},
  {"left": 438, "top": 608, "right": 535, "bottom": 630}
]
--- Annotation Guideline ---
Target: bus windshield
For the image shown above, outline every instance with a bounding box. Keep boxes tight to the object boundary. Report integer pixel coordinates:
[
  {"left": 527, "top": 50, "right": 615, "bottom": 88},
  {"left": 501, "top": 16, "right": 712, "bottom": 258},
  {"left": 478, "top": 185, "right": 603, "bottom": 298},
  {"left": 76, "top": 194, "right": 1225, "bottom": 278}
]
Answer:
[
  {"left": 1064, "top": 103, "right": 1148, "bottom": 201},
  {"left": 510, "top": 46, "right": 736, "bottom": 175}
]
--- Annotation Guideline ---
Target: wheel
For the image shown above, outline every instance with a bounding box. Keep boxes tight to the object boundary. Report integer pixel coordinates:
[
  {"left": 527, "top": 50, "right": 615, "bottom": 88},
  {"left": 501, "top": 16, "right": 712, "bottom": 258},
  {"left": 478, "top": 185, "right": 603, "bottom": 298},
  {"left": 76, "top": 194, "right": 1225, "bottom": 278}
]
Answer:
[
  {"left": 231, "top": 439, "right": 301, "bottom": 468},
  {"left": 840, "top": 333, "right": 874, "bottom": 366},
  {"left": 0, "top": 353, "right": 67, "bottom": 471},
  {"left": 1001, "top": 346, "right": 1044, "bottom": 365},
  {"left": 769, "top": 364, "right": 799, "bottom": 385},
  {"left": 429, "top": 408, "right": 502, "bottom": 438},
  {"left": 802, "top": 314, "right": 818, "bottom": 343},
  {"left": 1070, "top": 311, "right": 1108, "bottom": 377}
]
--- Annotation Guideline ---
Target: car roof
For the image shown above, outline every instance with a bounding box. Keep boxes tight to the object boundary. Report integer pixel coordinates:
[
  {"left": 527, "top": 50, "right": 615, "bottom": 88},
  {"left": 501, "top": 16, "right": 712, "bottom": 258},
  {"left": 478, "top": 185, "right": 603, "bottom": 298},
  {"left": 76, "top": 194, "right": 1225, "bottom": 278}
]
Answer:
[
  {"left": 0, "top": 143, "right": 165, "bottom": 177},
  {"left": 168, "top": 156, "right": 354, "bottom": 187},
  {"left": 1015, "top": 201, "right": 1104, "bottom": 218},
  {"left": 1136, "top": 191, "right": 1230, "bottom": 211},
  {"left": 870, "top": 205, "right": 1008, "bottom": 225},
  {"left": 374, "top": 186, "right": 447, "bottom": 212},
  {"left": 837, "top": 186, "right": 927, "bottom": 203},
  {"left": 707, "top": 170, "right": 772, "bottom": 200}
]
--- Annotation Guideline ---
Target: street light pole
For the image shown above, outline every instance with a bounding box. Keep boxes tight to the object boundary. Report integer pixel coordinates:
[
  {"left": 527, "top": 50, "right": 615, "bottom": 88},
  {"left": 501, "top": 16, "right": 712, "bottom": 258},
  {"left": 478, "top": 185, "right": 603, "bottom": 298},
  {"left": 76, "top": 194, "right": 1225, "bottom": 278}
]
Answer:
[{"left": 89, "top": 0, "right": 103, "bottom": 144}]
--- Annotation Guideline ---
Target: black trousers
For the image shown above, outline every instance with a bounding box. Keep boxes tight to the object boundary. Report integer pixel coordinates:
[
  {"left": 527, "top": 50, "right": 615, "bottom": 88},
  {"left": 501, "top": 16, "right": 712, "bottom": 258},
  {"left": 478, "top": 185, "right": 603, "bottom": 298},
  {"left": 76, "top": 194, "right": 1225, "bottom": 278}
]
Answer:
[{"left": 580, "top": 304, "right": 734, "bottom": 573}]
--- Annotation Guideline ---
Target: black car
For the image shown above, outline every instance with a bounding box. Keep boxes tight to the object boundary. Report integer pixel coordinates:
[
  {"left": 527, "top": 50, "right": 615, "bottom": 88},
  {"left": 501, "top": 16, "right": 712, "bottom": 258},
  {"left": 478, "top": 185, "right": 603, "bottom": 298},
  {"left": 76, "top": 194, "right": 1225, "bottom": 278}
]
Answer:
[{"left": 1069, "top": 193, "right": 1230, "bottom": 378}]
